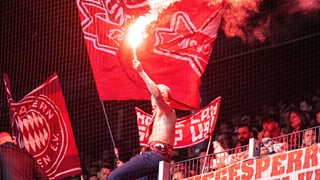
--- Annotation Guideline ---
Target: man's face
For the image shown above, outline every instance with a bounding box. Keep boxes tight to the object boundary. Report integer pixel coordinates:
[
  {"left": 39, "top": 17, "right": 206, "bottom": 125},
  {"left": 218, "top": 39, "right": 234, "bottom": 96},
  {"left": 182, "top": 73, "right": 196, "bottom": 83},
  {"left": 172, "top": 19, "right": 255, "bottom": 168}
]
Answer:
[
  {"left": 150, "top": 91, "right": 170, "bottom": 112},
  {"left": 303, "top": 129, "right": 316, "bottom": 146},
  {"left": 237, "top": 126, "right": 251, "bottom": 145},
  {"left": 97, "top": 167, "right": 111, "bottom": 180},
  {"left": 263, "top": 121, "right": 277, "bottom": 132},
  {"left": 161, "top": 90, "right": 170, "bottom": 102}
]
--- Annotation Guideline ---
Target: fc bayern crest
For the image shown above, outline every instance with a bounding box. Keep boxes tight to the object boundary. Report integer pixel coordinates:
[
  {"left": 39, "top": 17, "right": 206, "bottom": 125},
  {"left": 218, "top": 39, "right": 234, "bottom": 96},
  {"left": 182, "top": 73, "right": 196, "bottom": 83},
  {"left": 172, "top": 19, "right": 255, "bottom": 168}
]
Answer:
[{"left": 10, "top": 94, "right": 68, "bottom": 176}]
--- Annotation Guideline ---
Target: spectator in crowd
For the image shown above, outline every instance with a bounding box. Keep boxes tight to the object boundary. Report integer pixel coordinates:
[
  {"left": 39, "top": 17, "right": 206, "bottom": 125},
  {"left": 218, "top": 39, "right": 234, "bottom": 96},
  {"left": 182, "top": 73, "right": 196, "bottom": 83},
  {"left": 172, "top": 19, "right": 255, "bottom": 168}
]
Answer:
[
  {"left": 286, "top": 109, "right": 309, "bottom": 149},
  {"left": 170, "top": 160, "right": 181, "bottom": 173},
  {"left": 299, "top": 98, "right": 313, "bottom": 113},
  {"left": 258, "top": 115, "right": 284, "bottom": 142},
  {"left": 278, "top": 102, "right": 291, "bottom": 132},
  {"left": 187, "top": 162, "right": 198, "bottom": 176},
  {"left": 301, "top": 128, "right": 317, "bottom": 148},
  {"left": 287, "top": 109, "right": 309, "bottom": 132},
  {"left": 87, "top": 164, "right": 99, "bottom": 179},
  {"left": 230, "top": 113, "right": 243, "bottom": 147},
  {"left": 0, "top": 131, "right": 48, "bottom": 180},
  {"left": 108, "top": 59, "right": 176, "bottom": 179},
  {"left": 240, "top": 116, "right": 251, "bottom": 127},
  {"left": 258, "top": 115, "right": 285, "bottom": 155},
  {"left": 217, "top": 133, "right": 233, "bottom": 151},
  {"left": 198, "top": 149, "right": 214, "bottom": 173},
  {"left": 234, "top": 124, "right": 253, "bottom": 153},
  {"left": 298, "top": 98, "right": 314, "bottom": 125},
  {"left": 97, "top": 163, "right": 113, "bottom": 180},
  {"left": 171, "top": 171, "right": 186, "bottom": 180},
  {"left": 170, "top": 162, "right": 188, "bottom": 179},
  {"left": 312, "top": 109, "right": 320, "bottom": 127},
  {"left": 216, "top": 122, "right": 234, "bottom": 150},
  {"left": 241, "top": 115, "right": 260, "bottom": 140}
]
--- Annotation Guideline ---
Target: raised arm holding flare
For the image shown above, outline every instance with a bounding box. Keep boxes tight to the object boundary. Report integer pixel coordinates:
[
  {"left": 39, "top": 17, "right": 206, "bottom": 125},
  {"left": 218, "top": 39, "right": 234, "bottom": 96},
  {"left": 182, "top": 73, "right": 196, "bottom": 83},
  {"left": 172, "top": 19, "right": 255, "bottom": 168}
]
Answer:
[{"left": 108, "top": 59, "right": 177, "bottom": 180}]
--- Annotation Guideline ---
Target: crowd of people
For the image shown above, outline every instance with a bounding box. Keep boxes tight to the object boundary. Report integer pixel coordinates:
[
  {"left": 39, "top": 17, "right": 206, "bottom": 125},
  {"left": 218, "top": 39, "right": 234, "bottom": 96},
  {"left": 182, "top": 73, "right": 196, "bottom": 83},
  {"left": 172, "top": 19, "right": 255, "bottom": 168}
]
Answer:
[
  {"left": 214, "top": 95, "right": 320, "bottom": 152},
  {"left": 168, "top": 91, "right": 320, "bottom": 179}
]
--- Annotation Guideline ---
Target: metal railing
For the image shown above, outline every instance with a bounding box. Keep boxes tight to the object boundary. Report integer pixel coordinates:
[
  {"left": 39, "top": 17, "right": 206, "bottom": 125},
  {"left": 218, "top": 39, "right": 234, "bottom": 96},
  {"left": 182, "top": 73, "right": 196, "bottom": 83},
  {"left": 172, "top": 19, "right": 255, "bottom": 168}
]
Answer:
[{"left": 161, "top": 126, "right": 320, "bottom": 179}]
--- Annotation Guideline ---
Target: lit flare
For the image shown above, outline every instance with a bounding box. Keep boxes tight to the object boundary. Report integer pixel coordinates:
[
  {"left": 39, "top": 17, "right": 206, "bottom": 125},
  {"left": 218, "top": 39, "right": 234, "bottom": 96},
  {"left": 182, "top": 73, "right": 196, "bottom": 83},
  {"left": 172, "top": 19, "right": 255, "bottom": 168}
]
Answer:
[{"left": 128, "top": 0, "right": 181, "bottom": 60}]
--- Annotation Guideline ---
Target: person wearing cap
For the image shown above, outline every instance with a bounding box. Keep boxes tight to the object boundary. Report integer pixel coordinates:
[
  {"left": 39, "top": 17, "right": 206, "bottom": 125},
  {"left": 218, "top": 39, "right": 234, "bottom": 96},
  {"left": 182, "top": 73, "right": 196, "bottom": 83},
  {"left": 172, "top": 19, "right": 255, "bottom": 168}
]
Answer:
[
  {"left": 258, "top": 115, "right": 286, "bottom": 155},
  {"left": 108, "top": 59, "right": 177, "bottom": 180},
  {"left": 0, "top": 131, "right": 48, "bottom": 180},
  {"left": 258, "top": 115, "right": 284, "bottom": 142}
]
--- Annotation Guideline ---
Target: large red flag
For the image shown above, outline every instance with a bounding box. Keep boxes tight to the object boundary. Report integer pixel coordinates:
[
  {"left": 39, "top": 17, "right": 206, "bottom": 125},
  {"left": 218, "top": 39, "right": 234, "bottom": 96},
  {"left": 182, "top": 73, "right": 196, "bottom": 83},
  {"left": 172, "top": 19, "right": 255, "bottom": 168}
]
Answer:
[
  {"left": 77, "top": 0, "right": 225, "bottom": 110},
  {"left": 136, "top": 97, "right": 221, "bottom": 148},
  {"left": 3, "top": 73, "right": 82, "bottom": 179}
]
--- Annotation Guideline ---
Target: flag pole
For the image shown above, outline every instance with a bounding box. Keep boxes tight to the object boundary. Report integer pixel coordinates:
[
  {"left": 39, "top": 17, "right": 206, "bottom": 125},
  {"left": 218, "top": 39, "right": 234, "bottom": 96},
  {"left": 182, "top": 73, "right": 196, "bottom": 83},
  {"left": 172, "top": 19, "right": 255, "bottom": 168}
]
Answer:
[
  {"left": 100, "top": 101, "right": 120, "bottom": 161},
  {"left": 200, "top": 99, "right": 219, "bottom": 180},
  {"left": 200, "top": 135, "right": 213, "bottom": 180}
]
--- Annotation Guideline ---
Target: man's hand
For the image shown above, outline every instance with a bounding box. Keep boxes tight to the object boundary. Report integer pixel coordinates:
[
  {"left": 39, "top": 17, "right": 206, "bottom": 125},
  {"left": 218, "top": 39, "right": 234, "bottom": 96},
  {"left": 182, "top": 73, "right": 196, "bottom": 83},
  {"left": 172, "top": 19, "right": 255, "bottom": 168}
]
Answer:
[
  {"left": 116, "top": 160, "right": 124, "bottom": 168},
  {"left": 132, "top": 59, "right": 143, "bottom": 73}
]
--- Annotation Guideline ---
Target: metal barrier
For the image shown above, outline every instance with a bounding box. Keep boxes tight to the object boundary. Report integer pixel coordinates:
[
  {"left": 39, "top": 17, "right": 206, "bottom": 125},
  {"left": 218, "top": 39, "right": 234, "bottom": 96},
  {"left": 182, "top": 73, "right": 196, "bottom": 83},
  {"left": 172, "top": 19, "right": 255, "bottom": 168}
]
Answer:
[{"left": 165, "top": 126, "right": 320, "bottom": 179}]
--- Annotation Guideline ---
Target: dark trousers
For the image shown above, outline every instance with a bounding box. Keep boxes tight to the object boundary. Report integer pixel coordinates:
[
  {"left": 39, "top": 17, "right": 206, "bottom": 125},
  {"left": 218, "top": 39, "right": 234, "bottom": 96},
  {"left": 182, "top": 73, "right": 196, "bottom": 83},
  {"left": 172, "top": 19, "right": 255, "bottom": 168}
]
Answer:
[{"left": 108, "top": 150, "right": 168, "bottom": 180}]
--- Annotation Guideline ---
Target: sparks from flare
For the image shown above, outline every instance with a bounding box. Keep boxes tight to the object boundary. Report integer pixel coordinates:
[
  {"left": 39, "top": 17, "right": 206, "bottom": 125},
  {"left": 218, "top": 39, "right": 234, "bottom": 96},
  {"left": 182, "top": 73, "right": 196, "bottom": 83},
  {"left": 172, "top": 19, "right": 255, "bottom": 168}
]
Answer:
[
  {"left": 127, "top": 0, "right": 181, "bottom": 60},
  {"left": 128, "top": 16, "right": 152, "bottom": 60}
]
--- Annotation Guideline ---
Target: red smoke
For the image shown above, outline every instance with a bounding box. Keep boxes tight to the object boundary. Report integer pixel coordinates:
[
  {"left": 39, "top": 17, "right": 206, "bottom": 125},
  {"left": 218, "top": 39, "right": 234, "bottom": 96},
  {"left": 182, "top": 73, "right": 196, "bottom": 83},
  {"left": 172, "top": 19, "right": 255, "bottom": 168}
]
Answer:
[
  {"left": 285, "top": 0, "right": 320, "bottom": 14},
  {"left": 218, "top": 0, "right": 271, "bottom": 43},
  {"left": 216, "top": 0, "right": 319, "bottom": 43}
]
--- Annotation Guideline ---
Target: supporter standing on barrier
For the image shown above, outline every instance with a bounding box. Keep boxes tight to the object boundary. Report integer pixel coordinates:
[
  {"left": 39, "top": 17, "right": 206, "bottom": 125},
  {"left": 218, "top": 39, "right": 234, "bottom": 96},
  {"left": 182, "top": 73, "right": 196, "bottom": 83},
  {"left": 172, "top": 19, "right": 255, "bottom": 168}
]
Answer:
[{"left": 108, "top": 59, "right": 177, "bottom": 180}]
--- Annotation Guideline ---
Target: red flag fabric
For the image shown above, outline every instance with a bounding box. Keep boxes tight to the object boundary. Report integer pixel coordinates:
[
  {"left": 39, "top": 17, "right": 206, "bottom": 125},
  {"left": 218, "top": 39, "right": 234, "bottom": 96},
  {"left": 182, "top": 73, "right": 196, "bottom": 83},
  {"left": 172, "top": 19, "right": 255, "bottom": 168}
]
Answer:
[
  {"left": 136, "top": 97, "right": 221, "bottom": 148},
  {"left": 77, "top": 0, "right": 225, "bottom": 110},
  {"left": 3, "top": 73, "right": 82, "bottom": 179}
]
